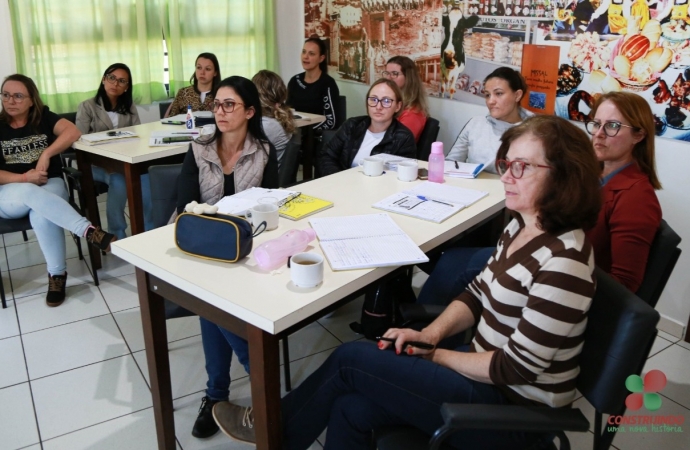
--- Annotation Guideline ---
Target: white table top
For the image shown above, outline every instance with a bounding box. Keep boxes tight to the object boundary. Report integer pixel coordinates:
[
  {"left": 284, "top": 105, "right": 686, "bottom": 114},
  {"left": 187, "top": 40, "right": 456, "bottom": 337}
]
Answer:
[
  {"left": 112, "top": 167, "right": 505, "bottom": 334},
  {"left": 294, "top": 111, "right": 326, "bottom": 128},
  {"left": 73, "top": 121, "right": 191, "bottom": 164}
]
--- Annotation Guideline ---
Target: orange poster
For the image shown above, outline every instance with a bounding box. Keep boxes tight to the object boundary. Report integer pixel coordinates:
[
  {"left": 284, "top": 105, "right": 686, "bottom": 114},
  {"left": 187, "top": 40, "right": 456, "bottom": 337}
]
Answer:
[{"left": 520, "top": 44, "right": 560, "bottom": 116}]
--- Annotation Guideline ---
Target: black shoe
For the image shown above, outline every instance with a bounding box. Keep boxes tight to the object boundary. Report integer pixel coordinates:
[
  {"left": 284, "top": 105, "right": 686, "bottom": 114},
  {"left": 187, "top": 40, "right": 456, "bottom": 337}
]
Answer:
[
  {"left": 46, "top": 273, "right": 67, "bottom": 307},
  {"left": 192, "top": 396, "right": 219, "bottom": 438},
  {"left": 86, "top": 226, "right": 116, "bottom": 252}
]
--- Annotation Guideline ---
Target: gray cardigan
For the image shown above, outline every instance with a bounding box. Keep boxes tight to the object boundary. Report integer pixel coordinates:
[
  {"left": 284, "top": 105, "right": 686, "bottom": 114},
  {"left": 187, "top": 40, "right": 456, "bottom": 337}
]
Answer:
[{"left": 76, "top": 97, "right": 141, "bottom": 133}]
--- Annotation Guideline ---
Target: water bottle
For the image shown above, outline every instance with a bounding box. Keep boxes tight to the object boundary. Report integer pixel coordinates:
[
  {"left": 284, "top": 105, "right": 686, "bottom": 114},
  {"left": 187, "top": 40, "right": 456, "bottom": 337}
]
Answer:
[
  {"left": 428, "top": 142, "right": 445, "bottom": 183},
  {"left": 254, "top": 228, "right": 317, "bottom": 271},
  {"left": 185, "top": 105, "right": 195, "bottom": 130}
]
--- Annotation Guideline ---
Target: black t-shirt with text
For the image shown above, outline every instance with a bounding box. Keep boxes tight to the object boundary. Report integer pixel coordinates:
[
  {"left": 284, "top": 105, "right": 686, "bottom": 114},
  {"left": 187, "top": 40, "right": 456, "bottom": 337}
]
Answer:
[{"left": 0, "top": 106, "right": 63, "bottom": 179}]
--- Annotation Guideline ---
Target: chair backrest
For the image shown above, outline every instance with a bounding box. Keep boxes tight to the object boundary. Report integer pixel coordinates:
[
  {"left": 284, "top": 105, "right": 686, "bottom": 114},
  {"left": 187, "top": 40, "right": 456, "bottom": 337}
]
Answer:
[
  {"left": 279, "top": 141, "right": 302, "bottom": 188},
  {"left": 58, "top": 112, "right": 77, "bottom": 124},
  {"left": 336, "top": 95, "right": 347, "bottom": 128},
  {"left": 578, "top": 268, "right": 660, "bottom": 414},
  {"left": 635, "top": 219, "right": 682, "bottom": 308},
  {"left": 148, "top": 164, "right": 183, "bottom": 229},
  {"left": 159, "top": 101, "right": 172, "bottom": 119},
  {"left": 416, "top": 117, "right": 440, "bottom": 161}
]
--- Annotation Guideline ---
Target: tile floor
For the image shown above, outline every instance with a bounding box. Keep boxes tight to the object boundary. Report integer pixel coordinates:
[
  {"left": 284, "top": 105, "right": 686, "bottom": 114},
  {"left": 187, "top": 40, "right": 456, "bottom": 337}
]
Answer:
[{"left": 1, "top": 196, "right": 689, "bottom": 450}]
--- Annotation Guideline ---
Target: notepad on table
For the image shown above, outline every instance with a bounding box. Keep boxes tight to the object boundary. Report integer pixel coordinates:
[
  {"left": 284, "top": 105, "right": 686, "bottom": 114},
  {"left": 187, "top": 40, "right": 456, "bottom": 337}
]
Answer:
[
  {"left": 309, "top": 214, "right": 429, "bottom": 271},
  {"left": 214, "top": 188, "right": 299, "bottom": 216},
  {"left": 279, "top": 194, "right": 333, "bottom": 220},
  {"left": 80, "top": 130, "right": 139, "bottom": 145},
  {"left": 373, "top": 181, "right": 489, "bottom": 223},
  {"left": 444, "top": 161, "right": 485, "bottom": 178}
]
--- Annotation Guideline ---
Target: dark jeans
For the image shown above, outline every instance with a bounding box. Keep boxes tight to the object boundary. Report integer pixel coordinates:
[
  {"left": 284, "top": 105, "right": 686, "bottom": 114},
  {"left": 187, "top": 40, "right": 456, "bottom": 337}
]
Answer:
[
  {"left": 200, "top": 317, "right": 250, "bottom": 401},
  {"left": 282, "top": 341, "right": 540, "bottom": 450},
  {"left": 417, "top": 247, "right": 494, "bottom": 306}
]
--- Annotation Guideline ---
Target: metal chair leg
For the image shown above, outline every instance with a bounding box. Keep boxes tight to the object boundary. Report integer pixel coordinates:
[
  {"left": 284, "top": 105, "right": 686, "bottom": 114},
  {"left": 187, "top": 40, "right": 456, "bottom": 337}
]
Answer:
[
  {"left": 1, "top": 269, "right": 7, "bottom": 309},
  {"left": 283, "top": 337, "right": 292, "bottom": 391},
  {"left": 21, "top": 230, "right": 28, "bottom": 242}
]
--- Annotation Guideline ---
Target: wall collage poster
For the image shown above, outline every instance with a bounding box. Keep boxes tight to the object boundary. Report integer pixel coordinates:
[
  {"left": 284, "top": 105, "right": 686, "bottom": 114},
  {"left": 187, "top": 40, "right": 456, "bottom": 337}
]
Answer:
[{"left": 304, "top": 0, "right": 690, "bottom": 141}]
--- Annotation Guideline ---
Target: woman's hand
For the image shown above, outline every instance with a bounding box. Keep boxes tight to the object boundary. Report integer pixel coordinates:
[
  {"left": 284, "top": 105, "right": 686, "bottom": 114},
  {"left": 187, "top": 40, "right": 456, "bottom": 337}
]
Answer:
[
  {"left": 377, "top": 328, "right": 436, "bottom": 357},
  {"left": 24, "top": 169, "right": 48, "bottom": 185},
  {"left": 35, "top": 154, "right": 51, "bottom": 172}
]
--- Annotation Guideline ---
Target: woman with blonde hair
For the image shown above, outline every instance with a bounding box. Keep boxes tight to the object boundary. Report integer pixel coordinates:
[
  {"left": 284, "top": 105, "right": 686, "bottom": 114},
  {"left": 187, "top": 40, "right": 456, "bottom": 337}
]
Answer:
[
  {"left": 252, "top": 70, "right": 295, "bottom": 167},
  {"left": 383, "top": 55, "right": 429, "bottom": 142}
]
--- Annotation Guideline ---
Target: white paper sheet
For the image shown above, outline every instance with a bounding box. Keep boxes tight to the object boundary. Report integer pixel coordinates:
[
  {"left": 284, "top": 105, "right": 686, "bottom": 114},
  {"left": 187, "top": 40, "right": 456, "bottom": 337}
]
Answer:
[{"left": 214, "top": 188, "right": 299, "bottom": 215}]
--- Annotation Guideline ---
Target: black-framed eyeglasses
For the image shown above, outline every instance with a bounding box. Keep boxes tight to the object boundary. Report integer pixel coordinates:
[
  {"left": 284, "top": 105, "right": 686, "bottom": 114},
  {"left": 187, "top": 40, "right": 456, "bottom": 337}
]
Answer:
[
  {"left": 105, "top": 74, "right": 129, "bottom": 87},
  {"left": 367, "top": 97, "right": 395, "bottom": 108},
  {"left": 382, "top": 70, "right": 402, "bottom": 79},
  {"left": 585, "top": 120, "right": 638, "bottom": 137},
  {"left": 496, "top": 159, "right": 552, "bottom": 179},
  {"left": 1, "top": 92, "right": 27, "bottom": 102},
  {"left": 212, "top": 100, "right": 245, "bottom": 113}
]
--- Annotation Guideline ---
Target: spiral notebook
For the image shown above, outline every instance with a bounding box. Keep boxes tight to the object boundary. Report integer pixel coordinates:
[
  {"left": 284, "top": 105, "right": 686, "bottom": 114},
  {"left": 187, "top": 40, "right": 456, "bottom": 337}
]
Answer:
[
  {"left": 309, "top": 214, "right": 429, "bottom": 271},
  {"left": 279, "top": 194, "right": 333, "bottom": 220}
]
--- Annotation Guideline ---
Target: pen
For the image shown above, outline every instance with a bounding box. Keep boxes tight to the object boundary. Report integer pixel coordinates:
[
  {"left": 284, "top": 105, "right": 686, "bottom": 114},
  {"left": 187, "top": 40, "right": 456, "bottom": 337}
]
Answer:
[
  {"left": 416, "top": 195, "right": 453, "bottom": 207},
  {"left": 278, "top": 192, "right": 301, "bottom": 208},
  {"left": 454, "top": 160, "right": 459, "bottom": 169}
]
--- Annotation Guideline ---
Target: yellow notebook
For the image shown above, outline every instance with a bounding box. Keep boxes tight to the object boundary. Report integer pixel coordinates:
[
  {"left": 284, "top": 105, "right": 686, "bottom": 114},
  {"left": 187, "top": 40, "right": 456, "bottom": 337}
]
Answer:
[{"left": 279, "top": 194, "right": 333, "bottom": 220}]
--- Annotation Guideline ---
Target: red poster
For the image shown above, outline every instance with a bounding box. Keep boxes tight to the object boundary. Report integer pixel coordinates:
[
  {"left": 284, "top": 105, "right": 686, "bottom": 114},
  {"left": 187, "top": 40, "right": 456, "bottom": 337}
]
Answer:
[{"left": 520, "top": 44, "right": 560, "bottom": 115}]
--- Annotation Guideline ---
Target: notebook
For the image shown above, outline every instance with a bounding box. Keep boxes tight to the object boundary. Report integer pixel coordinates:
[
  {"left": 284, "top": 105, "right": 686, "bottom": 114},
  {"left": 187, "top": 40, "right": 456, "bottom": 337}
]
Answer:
[
  {"left": 80, "top": 130, "right": 138, "bottom": 145},
  {"left": 309, "top": 214, "right": 429, "bottom": 271},
  {"left": 373, "top": 181, "right": 489, "bottom": 223},
  {"left": 279, "top": 194, "right": 333, "bottom": 220},
  {"left": 444, "top": 161, "right": 485, "bottom": 178}
]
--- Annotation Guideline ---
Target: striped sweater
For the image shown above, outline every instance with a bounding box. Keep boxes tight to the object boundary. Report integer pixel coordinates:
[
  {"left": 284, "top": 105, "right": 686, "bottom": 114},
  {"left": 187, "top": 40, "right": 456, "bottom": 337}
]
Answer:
[{"left": 457, "top": 218, "right": 596, "bottom": 408}]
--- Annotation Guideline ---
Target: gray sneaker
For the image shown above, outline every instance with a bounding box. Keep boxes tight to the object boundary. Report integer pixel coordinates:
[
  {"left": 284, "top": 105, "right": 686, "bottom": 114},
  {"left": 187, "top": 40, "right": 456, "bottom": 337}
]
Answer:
[{"left": 212, "top": 401, "right": 256, "bottom": 445}]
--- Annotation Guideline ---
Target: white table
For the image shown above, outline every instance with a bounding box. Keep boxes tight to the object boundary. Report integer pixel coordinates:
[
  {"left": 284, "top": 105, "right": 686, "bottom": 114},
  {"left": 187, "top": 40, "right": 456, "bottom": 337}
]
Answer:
[{"left": 112, "top": 168, "right": 505, "bottom": 449}]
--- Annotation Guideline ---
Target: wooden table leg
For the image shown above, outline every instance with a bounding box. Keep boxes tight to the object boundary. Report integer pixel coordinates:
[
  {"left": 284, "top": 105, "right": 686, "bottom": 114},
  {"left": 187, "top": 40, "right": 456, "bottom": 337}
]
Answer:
[
  {"left": 303, "top": 127, "right": 315, "bottom": 181},
  {"left": 247, "top": 325, "right": 282, "bottom": 450},
  {"left": 124, "top": 163, "right": 145, "bottom": 235},
  {"left": 137, "top": 269, "right": 176, "bottom": 450},
  {"left": 75, "top": 151, "right": 102, "bottom": 270}
]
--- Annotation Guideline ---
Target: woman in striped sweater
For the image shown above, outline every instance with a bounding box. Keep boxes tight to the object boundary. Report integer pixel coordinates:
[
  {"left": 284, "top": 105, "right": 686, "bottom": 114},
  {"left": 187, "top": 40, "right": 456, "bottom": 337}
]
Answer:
[{"left": 266, "top": 115, "right": 602, "bottom": 449}]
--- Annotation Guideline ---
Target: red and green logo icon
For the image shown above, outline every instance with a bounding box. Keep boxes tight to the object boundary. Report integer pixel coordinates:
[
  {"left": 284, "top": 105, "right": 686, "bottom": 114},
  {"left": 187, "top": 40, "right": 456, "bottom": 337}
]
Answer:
[{"left": 625, "top": 369, "right": 667, "bottom": 412}]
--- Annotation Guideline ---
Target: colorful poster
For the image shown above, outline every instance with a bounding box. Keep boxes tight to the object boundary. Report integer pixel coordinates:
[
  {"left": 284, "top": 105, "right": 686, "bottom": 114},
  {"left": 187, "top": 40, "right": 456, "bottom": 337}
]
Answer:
[{"left": 520, "top": 44, "right": 561, "bottom": 114}]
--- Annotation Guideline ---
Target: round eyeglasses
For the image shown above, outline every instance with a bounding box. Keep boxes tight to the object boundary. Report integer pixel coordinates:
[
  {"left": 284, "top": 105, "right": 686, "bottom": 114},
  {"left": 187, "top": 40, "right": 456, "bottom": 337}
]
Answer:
[
  {"left": 382, "top": 70, "right": 402, "bottom": 79},
  {"left": 104, "top": 74, "right": 129, "bottom": 87},
  {"left": 367, "top": 97, "right": 394, "bottom": 108},
  {"left": 1, "top": 92, "right": 27, "bottom": 103},
  {"left": 585, "top": 120, "right": 638, "bottom": 137},
  {"left": 496, "top": 159, "right": 552, "bottom": 179},
  {"left": 212, "top": 100, "right": 245, "bottom": 114}
]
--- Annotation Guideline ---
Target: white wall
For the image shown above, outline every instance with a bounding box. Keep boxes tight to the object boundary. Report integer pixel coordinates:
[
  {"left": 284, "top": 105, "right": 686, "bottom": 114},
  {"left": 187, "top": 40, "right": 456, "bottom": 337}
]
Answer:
[{"left": 0, "top": 1, "right": 17, "bottom": 80}]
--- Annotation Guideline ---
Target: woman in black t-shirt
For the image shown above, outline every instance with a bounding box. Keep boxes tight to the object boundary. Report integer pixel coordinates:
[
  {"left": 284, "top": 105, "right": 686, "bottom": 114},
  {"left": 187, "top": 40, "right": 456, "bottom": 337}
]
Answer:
[
  {"left": 287, "top": 37, "right": 340, "bottom": 130},
  {"left": 0, "top": 74, "right": 116, "bottom": 307}
]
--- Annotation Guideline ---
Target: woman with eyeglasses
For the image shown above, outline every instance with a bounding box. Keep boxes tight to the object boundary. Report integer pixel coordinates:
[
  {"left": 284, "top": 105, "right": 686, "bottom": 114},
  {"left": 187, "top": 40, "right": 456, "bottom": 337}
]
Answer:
[
  {"left": 318, "top": 78, "right": 416, "bottom": 177},
  {"left": 239, "top": 116, "right": 601, "bottom": 450},
  {"left": 383, "top": 56, "right": 429, "bottom": 142},
  {"left": 76, "top": 63, "right": 152, "bottom": 240},
  {"left": 175, "top": 76, "right": 278, "bottom": 439},
  {"left": 287, "top": 37, "right": 340, "bottom": 130},
  {"left": 584, "top": 92, "right": 662, "bottom": 293},
  {"left": 251, "top": 70, "right": 295, "bottom": 168},
  {"left": 447, "top": 67, "right": 532, "bottom": 173},
  {"left": 0, "top": 74, "right": 116, "bottom": 307},
  {"left": 164, "top": 52, "right": 221, "bottom": 118}
]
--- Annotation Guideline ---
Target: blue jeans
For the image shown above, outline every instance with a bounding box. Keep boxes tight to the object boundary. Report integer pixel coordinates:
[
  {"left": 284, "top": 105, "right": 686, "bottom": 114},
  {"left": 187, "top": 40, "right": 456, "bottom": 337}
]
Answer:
[
  {"left": 200, "top": 317, "right": 250, "bottom": 401},
  {"left": 282, "top": 341, "right": 541, "bottom": 450},
  {"left": 92, "top": 166, "right": 153, "bottom": 240},
  {"left": 417, "top": 247, "right": 494, "bottom": 306},
  {"left": 0, "top": 178, "right": 91, "bottom": 275}
]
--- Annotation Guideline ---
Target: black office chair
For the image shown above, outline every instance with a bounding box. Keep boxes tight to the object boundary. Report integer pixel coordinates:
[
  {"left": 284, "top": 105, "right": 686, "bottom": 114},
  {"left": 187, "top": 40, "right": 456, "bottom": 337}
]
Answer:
[
  {"left": 336, "top": 95, "right": 347, "bottom": 128},
  {"left": 635, "top": 219, "right": 682, "bottom": 308},
  {"left": 159, "top": 101, "right": 172, "bottom": 119},
  {"left": 149, "top": 164, "right": 183, "bottom": 229},
  {"left": 0, "top": 217, "right": 33, "bottom": 308},
  {"left": 375, "top": 268, "right": 660, "bottom": 450},
  {"left": 279, "top": 141, "right": 303, "bottom": 188},
  {"left": 416, "top": 117, "right": 440, "bottom": 161}
]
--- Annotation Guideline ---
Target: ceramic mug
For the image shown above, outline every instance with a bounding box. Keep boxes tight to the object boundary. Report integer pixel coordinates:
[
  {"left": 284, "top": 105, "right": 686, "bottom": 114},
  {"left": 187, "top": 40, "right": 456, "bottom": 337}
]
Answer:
[
  {"left": 288, "top": 252, "right": 324, "bottom": 288},
  {"left": 397, "top": 161, "right": 419, "bottom": 182},
  {"left": 247, "top": 203, "right": 279, "bottom": 231},
  {"left": 359, "top": 156, "right": 384, "bottom": 177}
]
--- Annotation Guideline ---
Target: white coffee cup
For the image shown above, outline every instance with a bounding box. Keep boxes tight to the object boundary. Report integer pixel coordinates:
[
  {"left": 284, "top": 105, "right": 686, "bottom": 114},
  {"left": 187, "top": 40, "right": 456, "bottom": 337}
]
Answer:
[
  {"left": 397, "top": 160, "right": 419, "bottom": 182},
  {"left": 359, "top": 156, "right": 384, "bottom": 177},
  {"left": 247, "top": 203, "right": 279, "bottom": 231},
  {"left": 288, "top": 253, "right": 324, "bottom": 288}
]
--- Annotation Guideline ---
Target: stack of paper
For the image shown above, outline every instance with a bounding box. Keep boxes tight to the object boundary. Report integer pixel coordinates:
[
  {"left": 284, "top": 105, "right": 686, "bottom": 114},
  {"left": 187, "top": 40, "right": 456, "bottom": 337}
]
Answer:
[
  {"left": 444, "top": 161, "right": 485, "bottom": 178},
  {"left": 214, "top": 188, "right": 299, "bottom": 216},
  {"left": 309, "top": 214, "right": 429, "bottom": 270},
  {"left": 80, "top": 130, "right": 139, "bottom": 145}
]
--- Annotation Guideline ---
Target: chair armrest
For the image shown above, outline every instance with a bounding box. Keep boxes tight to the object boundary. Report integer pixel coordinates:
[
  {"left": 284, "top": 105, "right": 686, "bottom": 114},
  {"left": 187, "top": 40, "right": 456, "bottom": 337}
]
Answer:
[
  {"left": 439, "top": 404, "right": 589, "bottom": 433},
  {"left": 400, "top": 303, "right": 446, "bottom": 325},
  {"left": 62, "top": 166, "right": 83, "bottom": 179}
]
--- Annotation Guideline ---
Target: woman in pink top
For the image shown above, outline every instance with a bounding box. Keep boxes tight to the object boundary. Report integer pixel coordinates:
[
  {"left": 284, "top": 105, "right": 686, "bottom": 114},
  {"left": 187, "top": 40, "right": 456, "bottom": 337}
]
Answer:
[{"left": 383, "top": 56, "right": 428, "bottom": 142}]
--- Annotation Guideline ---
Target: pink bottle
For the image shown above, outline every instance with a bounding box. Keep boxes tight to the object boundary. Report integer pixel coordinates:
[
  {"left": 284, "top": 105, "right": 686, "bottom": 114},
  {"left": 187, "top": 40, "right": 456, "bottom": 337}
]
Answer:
[
  {"left": 428, "top": 142, "right": 445, "bottom": 183},
  {"left": 254, "top": 228, "right": 317, "bottom": 271}
]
